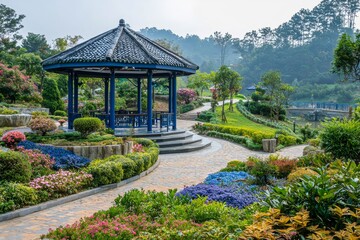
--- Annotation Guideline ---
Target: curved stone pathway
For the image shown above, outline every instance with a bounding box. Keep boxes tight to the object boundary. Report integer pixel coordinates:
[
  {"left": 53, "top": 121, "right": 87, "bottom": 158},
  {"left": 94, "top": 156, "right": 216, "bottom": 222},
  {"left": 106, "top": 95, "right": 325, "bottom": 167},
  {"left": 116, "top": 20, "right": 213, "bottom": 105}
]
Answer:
[{"left": 0, "top": 120, "right": 306, "bottom": 240}]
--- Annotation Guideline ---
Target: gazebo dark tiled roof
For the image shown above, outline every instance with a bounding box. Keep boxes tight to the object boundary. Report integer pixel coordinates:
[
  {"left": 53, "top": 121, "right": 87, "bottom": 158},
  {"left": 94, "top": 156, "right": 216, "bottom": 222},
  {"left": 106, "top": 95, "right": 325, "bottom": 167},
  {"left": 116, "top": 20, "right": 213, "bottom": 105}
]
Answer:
[
  {"left": 42, "top": 19, "right": 196, "bottom": 132},
  {"left": 43, "top": 19, "right": 198, "bottom": 77}
]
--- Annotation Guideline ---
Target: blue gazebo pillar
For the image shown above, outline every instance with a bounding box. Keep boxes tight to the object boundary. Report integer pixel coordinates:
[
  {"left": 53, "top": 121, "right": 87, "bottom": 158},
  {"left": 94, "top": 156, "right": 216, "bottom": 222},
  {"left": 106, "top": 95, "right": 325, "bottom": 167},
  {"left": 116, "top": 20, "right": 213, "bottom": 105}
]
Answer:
[
  {"left": 168, "top": 76, "right": 172, "bottom": 113},
  {"left": 147, "top": 70, "right": 153, "bottom": 132},
  {"left": 171, "top": 73, "right": 177, "bottom": 130},
  {"left": 137, "top": 78, "right": 142, "bottom": 113},
  {"left": 104, "top": 78, "right": 109, "bottom": 114},
  {"left": 74, "top": 74, "right": 79, "bottom": 115},
  {"left": 68, "top": 71, "right": 74, "bottom": 129},
  {"left": 109, "top": 69, "right": 116, "bottom": 130}
]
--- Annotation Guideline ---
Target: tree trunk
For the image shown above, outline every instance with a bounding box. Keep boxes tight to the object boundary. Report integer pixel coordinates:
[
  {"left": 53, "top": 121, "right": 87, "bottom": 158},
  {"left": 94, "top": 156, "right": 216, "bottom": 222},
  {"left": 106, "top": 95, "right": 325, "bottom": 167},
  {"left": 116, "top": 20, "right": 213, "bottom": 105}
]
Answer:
[
  {"left": 228, "top": 92, "right": 233, "bottom": 111},
  {"left": 221, "top": 99, "right": 227, "bottom": 122}
]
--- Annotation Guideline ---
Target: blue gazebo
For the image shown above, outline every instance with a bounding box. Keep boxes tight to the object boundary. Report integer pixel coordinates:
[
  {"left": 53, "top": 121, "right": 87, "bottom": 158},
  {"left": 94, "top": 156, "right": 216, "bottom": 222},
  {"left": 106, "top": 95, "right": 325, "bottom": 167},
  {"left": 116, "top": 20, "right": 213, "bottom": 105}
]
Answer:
[{"left": 42, "top": 19, "right": 198, "bottom": 133}]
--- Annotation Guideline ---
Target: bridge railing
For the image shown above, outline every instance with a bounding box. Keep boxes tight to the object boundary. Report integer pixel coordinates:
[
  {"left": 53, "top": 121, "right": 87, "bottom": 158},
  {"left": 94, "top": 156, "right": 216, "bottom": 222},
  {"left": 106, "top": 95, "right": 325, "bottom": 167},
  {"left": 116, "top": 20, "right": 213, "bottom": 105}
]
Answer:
[{"left": 289, "top": 102, "right": 357, "bottom": 111}]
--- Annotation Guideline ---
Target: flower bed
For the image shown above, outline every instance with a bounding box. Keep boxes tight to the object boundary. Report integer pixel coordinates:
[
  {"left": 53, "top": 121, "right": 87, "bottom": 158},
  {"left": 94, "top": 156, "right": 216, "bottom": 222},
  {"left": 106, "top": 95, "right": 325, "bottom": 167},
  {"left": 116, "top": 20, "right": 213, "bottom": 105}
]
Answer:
[
  {"left": 0, "top": 137, "right": 159, "bottom": 215},
  {"left": 42, "top": 151, "right": 360, "bottom": 239}
]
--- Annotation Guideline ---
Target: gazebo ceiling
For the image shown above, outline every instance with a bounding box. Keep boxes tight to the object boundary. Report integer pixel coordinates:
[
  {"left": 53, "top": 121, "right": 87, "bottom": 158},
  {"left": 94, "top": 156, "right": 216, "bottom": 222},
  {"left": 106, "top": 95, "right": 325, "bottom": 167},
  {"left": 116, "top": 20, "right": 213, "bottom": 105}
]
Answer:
[{"left": 42, "top": 19, "right": 199, "bottom": 78}]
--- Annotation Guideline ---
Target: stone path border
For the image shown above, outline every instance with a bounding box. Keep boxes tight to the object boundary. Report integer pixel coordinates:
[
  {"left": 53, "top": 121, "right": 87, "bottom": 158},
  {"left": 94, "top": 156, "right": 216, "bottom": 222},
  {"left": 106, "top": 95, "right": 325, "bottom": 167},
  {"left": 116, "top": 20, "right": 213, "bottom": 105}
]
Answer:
[{"left": 0, "top": 158, "right": 160, "bottom": 222}]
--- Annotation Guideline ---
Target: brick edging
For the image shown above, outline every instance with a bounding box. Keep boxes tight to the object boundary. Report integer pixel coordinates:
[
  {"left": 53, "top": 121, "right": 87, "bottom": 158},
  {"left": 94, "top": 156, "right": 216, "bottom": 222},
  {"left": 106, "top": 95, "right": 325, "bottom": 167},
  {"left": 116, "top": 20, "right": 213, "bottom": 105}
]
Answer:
[{"left": 0, "top": 158, "right": 161, "bottom": 222}]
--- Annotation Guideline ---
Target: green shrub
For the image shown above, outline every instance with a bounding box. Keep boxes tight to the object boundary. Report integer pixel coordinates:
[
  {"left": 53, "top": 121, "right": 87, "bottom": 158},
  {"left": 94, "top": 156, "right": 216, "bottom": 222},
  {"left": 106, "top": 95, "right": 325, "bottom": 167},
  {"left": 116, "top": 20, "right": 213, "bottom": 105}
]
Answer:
[
  {"left": 308, "top": 138, "right": 320, "bottom": 147},
  {"left": 0, "top": 151, "right": 31, "bottom": 183},
  {"left": 79, "top": 102, "right": 97, "bottom": 117},
  {"left": 264, "top": 161, "right": 360, "bottom": 229},
  {"left": 297, "top": 152, "right": 334, "bottom": 168},
  {"left": 133, "top": 138, "right": 156, "bottom": 148},
  {"left": 277, "top": 134, "right": 297, "bottom": 146},
  {"left": 0, "top": 182, "right": 38, "bottom": 213},
  {"left": 31, "top": 111, "right": 49, "bottom": 119},
  {"left": 126, "top": 154, "right": 144, "bottom": 174},
  {"left": 287, "top": 167, "right": 318, "bottom": 182},
  {"left": 53, "top": 110, "right": 67, "bottom": 116},
  {"left": 87, "top": 160, "right": 123, "bottom": 187},
  {"left": 197, "top": 110, "right": 217, "bottom": 122},
  {"left": 320, "top": 119, "right": 360, "bottom": 162},
  {"left": 147, "top": 147, "right": 159, "bottom": 165},
  {"left": 251, "top": 161, "right": 277, "bottom": 185},
  {"left": 104, "top": 155, "right": 136, "bottom": 180},
  {"left": 73, "top": 117, "right": 103, "bottom": 137},
  {"left": 220, "top": 160, "right": 247, "bottom": 172},
  {"left": 28, "top": 117, "right": 57, "bottom": 136},
  {"left": 0, "top": 107, "right": 18, "bottom": 115}
]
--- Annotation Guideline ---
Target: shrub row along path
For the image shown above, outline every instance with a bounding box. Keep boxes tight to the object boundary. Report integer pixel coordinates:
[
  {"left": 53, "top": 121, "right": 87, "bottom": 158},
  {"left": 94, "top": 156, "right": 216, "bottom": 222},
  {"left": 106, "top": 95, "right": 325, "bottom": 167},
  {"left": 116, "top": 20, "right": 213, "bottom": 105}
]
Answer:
[
  {"left": 0, "top": 120, "right": 306, "bottom": 240},
  {"left": 178, "top": 99, "right": 239, "bottom": 120}
]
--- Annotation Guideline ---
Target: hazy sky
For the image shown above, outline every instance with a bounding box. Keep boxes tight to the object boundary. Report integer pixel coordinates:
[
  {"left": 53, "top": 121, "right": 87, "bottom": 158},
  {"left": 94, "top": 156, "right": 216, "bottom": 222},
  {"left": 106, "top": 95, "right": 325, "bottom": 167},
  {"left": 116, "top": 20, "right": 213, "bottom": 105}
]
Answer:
[{"left": 2, "top": 0, "right": 360, "bottom": 43}]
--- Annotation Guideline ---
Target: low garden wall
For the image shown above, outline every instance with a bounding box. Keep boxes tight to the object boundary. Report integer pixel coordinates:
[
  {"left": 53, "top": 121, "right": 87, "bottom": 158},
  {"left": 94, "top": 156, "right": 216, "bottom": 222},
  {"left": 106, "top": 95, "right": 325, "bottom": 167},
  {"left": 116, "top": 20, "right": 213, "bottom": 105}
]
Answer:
[
  {"left": 58, "top": 141, "right": 134, "bottom": 160},
  {"left": 9, "top": 107, "right": 49, "bottom": 114},
  {"left": 0, "top": 114, "right": 32, "bottom": 127}
]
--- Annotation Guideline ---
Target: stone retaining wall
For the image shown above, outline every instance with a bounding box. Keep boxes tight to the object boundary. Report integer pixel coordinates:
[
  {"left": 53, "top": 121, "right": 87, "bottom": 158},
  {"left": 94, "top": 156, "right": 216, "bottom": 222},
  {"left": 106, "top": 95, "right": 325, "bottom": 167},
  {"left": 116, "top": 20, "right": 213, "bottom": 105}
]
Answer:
[
  {"left": 0, "top": 114, "right": 32, "bottom": 127},
  {"left": 58, "top": 141, "right": 134, "bottom": 160}
]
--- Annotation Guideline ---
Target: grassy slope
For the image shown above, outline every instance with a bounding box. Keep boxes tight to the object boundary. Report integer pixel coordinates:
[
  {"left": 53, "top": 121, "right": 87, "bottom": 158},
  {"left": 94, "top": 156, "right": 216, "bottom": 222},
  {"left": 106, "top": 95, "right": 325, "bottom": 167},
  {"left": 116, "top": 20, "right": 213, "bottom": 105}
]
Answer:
[{"left": 215, "top": 104, "right": 277, "bottom": 134}]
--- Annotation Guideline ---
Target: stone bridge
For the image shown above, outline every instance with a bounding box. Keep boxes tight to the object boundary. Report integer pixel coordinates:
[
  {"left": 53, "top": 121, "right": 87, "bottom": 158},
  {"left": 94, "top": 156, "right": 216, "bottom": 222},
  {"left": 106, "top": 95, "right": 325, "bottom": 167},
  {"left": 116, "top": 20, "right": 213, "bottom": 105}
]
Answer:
[{"left": 287, "top": 108, "right": 350, "bottom": 121}]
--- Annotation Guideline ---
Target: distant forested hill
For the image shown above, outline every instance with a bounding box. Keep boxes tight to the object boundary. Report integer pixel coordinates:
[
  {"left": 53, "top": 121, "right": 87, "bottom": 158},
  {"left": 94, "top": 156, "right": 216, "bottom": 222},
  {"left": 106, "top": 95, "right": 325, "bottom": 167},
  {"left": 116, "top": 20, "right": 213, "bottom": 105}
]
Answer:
[{"left": 140, "top": 0, "right": 359, "bottom": 100}]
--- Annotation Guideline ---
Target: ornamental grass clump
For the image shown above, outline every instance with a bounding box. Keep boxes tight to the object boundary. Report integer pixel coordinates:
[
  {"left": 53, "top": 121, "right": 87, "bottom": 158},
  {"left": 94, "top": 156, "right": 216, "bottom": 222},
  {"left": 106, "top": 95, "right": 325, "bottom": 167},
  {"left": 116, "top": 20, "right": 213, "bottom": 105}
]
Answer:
[
  {"left": 28, "top": 117, "right": 57, "bottom": 136},
  {"left": 29, "top": 170, "right": 93, "bottom": 200},
  {"left": 1, "top": 130, "right": 26, "bottom": 148}
]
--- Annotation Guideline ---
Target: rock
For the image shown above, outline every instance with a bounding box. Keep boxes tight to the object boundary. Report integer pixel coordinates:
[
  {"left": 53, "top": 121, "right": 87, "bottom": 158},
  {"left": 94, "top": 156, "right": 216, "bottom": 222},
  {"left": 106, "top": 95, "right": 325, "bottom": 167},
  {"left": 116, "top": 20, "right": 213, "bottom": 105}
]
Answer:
[{"left": 0, "top": 114, "right": 32, "bottom": 127}]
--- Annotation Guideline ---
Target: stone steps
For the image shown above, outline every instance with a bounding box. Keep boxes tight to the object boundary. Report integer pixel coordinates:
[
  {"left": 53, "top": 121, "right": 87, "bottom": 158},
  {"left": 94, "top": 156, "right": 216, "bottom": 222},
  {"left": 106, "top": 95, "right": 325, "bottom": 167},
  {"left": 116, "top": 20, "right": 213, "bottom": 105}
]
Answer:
[{"left": 145, "top": 130, "right": 211, "bottom": 154}]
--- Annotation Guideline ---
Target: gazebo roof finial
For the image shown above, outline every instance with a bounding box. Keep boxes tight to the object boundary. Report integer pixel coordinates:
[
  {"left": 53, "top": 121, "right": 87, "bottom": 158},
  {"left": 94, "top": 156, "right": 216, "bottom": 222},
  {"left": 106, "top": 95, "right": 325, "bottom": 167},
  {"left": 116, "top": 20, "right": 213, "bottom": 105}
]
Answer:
[{"left": 119, "top": 19, "right": 125, "bottom": 27}]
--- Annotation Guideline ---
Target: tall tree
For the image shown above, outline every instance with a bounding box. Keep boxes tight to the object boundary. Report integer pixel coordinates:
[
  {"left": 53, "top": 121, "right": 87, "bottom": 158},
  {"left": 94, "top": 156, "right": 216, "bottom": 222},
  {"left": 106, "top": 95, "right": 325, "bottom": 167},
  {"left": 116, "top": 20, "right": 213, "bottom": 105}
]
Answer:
[
  {"left": 212, "top": 31, "right": 233, "bottom": 66},
  {"left": 0, "top": 4, "right": 25, "bottom": 50},
  {"left": 228, "top": 70, "right": 243, "bottom": 112},
  {"left": 155, "top": 39, "right": 182, "bottom": 55},
  {"left": 260, "top": 71, "right": 291, "bottom": 121},
  {"left": 333, "top": 33, "right": 360, "bottom": 81},
  {"left": 42, "top": 77, "right": 63, "bottom": 114},
  {"left": 187, "top": 70, "right": 214, "bottom": 97},
  {"left": 53, "top": 35, "right": 83, "bottom": 52},
  {"left": 213, "top": 66, "right": 237, "bottom": 122},
  {"left": 22, "top": 32, "right": 51, "bottom": 58}
]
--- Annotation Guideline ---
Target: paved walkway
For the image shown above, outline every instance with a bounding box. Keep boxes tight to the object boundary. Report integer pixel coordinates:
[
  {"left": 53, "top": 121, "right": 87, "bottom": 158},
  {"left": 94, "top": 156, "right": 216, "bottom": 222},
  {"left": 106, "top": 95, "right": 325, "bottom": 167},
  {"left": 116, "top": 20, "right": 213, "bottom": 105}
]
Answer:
[{"left": 0, "top": 120, "right": 306, "bottom": 240}]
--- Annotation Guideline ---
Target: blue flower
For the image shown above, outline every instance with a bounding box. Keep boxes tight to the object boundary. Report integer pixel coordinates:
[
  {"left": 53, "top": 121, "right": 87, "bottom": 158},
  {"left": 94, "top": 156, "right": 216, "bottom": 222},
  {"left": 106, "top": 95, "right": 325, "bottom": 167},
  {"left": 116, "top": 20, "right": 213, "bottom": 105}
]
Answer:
[
  {"left": 18, "top": 141, "right": 90, "bottom": 169},
  {"left": 177, "top": 184, "right": 258, "bottom": 209},
  {"left": 204, "top": 171, "right": 254, "bottom": 187}
]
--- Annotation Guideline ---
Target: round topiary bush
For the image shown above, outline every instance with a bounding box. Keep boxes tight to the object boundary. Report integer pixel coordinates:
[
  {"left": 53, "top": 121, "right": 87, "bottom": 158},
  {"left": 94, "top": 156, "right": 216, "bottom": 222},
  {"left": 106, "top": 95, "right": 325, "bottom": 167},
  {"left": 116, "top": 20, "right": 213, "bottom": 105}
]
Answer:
[
  {"left": 54, "top": 110, "right": 67, "bottom": 117},
  {"left": 86, "top": 160, "right": 123, "bottom": 186},
  {"left": 0, "top": 151, "right": 32, "bottom": 183},
  {"left": 28, "top": 117, "right": 57, "bottom": 136},
  {"left": 74, "top": 117, "right": 103, "bottom": 138}
]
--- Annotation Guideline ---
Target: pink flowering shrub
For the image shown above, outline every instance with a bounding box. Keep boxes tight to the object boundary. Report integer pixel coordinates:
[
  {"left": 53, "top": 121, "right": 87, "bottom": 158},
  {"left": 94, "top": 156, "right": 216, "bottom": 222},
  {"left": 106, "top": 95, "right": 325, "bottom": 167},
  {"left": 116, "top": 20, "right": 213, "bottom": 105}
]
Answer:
[
  {"left": 17, "top": 147, "right": 55, "bottom": 169},
  {"left": 28, "top": 117, "right": 57, "bottom": 136},
  {"left": 132, "top": 143, "right": 144, "bottom": 153},
  {"left": 177, "top": 88, "right": 197, "bottom": 104},
  {"left": 29, "top": 170, "right": 93, "bottom": 200},
  {"left": 1, "top": 131, "right": 26, "bottom": 148}
]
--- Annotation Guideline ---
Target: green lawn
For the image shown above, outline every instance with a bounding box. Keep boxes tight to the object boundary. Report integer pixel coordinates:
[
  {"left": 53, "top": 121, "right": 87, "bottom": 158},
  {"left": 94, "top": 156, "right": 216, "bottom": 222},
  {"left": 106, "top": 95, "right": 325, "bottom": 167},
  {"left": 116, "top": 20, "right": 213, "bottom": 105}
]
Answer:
[{"left": 215, "top": 104, "right": 277, "bottom": 134}]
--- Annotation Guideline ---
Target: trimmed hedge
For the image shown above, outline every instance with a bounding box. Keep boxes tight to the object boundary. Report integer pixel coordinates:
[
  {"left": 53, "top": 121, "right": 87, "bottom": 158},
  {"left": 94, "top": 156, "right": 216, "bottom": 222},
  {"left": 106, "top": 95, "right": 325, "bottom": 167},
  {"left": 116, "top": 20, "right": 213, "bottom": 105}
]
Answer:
[
  {"left": 206, "top": 131, "right": 262, "bottom": 150},
  {"left": 194, "top": 123, "right": 274, "bottom": 144},
  {"left": 0, "top": 182, "right": 38, "bottom": 213},
  {"left": 86, "top": 160, "right": 124, "bottom": 187},
  {"left": 54, "top": 110, "right": 67, "bottom": 117},
  {"left": 87, "top": 138, "right": 160, "bottom": 185}
]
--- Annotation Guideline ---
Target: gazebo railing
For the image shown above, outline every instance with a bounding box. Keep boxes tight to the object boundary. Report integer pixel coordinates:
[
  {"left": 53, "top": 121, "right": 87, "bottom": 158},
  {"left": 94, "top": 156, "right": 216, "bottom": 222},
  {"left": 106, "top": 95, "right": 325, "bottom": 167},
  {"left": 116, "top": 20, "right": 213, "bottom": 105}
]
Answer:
[{"left": 92, "top": 111, "right": 174, "bottom": 131}]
